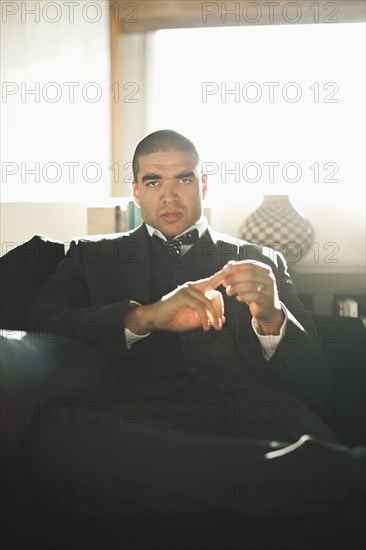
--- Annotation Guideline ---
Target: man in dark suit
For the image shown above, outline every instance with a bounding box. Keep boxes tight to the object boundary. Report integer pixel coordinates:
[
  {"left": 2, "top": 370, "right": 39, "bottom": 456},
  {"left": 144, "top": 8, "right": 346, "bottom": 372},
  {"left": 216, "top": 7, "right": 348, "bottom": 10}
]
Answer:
[{"left": 22, "top": 130, "right": 364, "bottom": 549}]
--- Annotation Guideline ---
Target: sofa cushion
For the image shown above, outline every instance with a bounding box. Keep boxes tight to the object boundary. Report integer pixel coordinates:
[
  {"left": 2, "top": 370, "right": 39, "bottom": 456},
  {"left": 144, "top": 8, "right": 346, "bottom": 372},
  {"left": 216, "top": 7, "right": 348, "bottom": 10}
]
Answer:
[
  {"left": 0, "top": 235, "right": 65, "bottom": 330},
  {"left": 313, "top": 314, "right": 366, "bottom": 446}
]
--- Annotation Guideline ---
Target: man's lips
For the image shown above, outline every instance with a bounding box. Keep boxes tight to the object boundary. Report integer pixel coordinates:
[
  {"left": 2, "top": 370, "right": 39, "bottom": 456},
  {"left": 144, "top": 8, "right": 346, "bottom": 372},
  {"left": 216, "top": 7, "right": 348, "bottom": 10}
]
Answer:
[{"left": 160, "top": 211, "right": 183, "bottom": 222}]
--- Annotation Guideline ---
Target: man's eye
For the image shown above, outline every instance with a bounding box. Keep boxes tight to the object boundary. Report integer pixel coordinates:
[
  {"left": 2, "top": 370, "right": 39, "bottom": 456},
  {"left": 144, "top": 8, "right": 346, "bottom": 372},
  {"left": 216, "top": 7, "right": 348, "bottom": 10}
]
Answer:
[
  {"left": 145, "top": 181, "right": 159, "bottom": 187},
  {"left": 179, "top": 178, "right": 191, "bottom": 184}
]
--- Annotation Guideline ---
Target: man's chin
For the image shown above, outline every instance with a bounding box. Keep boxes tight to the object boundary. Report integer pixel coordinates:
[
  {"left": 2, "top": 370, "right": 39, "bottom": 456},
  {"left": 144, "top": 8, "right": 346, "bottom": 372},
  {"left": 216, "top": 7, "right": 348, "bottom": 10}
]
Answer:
[
  {"left": 156, "top": 216, "right": 188, "bottom": 237},
  {"left": 160, "top": 227, "right": 183, "bottom": 238},
  {"left": 144, "top": 213, "right": 200, "bottom": 238}
]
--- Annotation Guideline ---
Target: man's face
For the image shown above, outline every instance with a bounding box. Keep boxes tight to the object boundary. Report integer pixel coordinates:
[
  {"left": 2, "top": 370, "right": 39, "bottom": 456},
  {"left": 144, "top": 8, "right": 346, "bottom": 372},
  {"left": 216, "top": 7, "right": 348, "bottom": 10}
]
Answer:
[{"left": 132, "top": 150, "right": 207, "bottom": 238}]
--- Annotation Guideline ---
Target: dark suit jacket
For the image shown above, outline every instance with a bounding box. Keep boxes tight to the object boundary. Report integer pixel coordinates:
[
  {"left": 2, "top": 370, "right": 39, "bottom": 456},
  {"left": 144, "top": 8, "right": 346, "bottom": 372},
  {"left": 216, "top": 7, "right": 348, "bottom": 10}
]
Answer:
[{"left": 26, "top": 224, "right": 330, "bottom": 403}]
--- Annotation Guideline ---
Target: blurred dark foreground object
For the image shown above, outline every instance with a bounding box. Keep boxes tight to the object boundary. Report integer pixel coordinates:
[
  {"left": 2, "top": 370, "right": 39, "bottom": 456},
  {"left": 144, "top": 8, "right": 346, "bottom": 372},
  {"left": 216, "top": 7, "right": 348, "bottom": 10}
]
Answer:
[{"left": 1, "top": 331, "right": 365, "bottom": 550}]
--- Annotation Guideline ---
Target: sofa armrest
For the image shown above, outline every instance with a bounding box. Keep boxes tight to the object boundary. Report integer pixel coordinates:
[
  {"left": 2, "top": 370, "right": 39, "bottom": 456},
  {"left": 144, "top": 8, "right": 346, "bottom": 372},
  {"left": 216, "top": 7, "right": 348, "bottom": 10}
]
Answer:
[{"left": 312, "top": 314, "right": 365, "bottom": 445}]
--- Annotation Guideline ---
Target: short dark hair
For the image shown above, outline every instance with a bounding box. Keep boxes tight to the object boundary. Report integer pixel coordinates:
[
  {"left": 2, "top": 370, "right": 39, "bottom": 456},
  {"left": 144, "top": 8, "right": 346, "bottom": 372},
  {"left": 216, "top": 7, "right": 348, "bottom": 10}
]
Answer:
[{"left": 132, "top": 129, "right": 199, "bottom": 182}]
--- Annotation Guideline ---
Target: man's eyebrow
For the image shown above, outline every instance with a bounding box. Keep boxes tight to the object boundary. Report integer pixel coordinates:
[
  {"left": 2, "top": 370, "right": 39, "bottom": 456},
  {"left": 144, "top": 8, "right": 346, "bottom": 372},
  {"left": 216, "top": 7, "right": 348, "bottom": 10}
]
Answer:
[
  {"left": 141, "top": 173, "right": 162, "bottom": 182},
  {"left": 141, "top": 171, "right": 196, "bottom": 182},
  {"left": 175, "top": 171, "right": 196, "bottom": 179}
]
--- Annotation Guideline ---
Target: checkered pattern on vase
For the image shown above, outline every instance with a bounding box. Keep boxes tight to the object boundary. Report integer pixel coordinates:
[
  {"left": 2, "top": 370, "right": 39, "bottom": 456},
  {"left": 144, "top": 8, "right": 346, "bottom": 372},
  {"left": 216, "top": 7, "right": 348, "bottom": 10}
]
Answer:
[{"left": 239, "top": 196, "right": 315, "bottom": 258}]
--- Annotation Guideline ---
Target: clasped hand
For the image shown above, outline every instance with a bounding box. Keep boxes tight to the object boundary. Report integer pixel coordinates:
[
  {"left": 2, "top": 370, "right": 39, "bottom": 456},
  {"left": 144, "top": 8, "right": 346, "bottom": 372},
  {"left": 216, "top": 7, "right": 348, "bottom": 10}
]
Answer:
[{"left": 125, "top": 260, "right": 284, "bottom": 336}]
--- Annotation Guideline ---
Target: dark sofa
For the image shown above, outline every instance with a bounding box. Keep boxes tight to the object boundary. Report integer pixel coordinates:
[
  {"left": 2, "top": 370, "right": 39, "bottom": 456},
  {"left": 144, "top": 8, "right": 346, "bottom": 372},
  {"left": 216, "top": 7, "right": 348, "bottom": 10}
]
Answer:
[{"left": 1, "top": 235, "right": 364, "bottom": 445}]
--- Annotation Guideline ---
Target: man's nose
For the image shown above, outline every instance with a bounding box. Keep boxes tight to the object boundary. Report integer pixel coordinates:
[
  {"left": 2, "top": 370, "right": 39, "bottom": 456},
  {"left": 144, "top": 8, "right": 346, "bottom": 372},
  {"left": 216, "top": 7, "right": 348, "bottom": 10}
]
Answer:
[{"left": 161, "top": 182, "right": 178, "bottom": 202}]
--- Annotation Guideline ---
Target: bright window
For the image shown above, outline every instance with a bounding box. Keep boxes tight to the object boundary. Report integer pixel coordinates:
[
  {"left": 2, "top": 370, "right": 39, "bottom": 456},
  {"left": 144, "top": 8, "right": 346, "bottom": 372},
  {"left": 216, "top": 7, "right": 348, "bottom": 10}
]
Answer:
[{"left": 146, "top": 23, "right": 365, "bottom": 206}]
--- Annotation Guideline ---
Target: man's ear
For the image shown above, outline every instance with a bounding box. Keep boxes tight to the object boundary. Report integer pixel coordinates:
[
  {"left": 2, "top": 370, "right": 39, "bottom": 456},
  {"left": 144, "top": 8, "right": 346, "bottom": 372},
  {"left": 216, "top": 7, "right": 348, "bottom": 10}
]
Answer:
[
  {"left": 132, "top": 181, "right": 140, "bottom": 205},
  {"left": 201, "top": 174, "right": 207, "bottom": 199}
]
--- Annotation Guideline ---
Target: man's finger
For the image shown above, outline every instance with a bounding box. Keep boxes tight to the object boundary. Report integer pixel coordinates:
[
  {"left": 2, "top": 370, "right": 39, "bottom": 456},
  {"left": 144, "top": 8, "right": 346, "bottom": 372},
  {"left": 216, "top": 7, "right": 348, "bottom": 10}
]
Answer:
[
  {"left": 193, "top": 270, "right": 225, "bottom": 292},
  {"left": 223, "top": 260, "right": 270, "bottom": 276},
  {"left": 187, "top": 287, "right": 224, "bottom": 329},
  {"left": 208, "top": 289, "right": 225, "bottom": 321}
]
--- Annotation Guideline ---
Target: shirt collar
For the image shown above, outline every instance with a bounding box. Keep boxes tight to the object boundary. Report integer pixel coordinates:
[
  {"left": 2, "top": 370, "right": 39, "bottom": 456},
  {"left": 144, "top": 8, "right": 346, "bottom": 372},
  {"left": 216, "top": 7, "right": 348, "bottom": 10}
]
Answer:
[{"left": 145, "top": 216, "right": 208, "bottom": 241}]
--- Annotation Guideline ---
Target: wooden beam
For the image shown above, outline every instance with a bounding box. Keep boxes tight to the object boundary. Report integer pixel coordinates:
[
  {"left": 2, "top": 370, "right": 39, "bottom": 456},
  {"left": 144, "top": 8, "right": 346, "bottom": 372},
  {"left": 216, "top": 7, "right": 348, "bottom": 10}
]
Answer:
[
  {"left": 112, "top": 1, "right": 365, "bottom": 33},
  {"left": 110, "top": 1, "right": 122, "bottom": 197}
]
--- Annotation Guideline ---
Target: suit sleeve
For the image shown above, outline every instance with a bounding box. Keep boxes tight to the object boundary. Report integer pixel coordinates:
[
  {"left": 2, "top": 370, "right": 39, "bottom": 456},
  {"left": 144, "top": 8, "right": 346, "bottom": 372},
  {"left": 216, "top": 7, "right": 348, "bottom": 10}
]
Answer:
[
  {"left": 26, "top": 241, "right": 135, "bottom": 356},
  {"left": 265, "top": 249, "right": 331, "bottom": 402}
]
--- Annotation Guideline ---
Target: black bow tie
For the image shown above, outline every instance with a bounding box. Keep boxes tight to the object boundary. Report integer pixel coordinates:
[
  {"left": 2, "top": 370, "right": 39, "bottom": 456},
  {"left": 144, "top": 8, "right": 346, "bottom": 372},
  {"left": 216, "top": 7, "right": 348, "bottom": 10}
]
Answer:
[{"left": 153, "top": 229, "right": 199, "bottom": 257}]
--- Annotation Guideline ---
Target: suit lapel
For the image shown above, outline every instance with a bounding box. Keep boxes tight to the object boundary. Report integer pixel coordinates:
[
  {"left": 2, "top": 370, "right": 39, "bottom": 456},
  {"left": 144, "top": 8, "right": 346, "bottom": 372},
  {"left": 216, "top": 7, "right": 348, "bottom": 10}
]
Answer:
[
  {"left": 199, "top": 228, "right": 255, "bottom": 332},
  {"left": 206, "top": 228, "right": 269, "bottom": 370},
  {"left": 118, "top": 224, "right": 151, "bottom": 304}
]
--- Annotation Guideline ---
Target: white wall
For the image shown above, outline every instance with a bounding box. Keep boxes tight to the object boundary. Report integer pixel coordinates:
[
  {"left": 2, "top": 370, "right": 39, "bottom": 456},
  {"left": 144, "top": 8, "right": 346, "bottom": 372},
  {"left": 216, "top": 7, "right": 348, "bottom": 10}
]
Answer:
[
  {"left": 1, "top": 0, "right": 111, "bottom": 204},
  {"left": 0, "top": 203, "right": 87, "bottom": 255}
]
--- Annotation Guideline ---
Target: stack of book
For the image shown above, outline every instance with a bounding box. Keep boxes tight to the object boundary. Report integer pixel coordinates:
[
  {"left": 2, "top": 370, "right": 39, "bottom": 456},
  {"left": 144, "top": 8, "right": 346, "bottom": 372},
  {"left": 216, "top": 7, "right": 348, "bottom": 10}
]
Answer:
[{"left": 334, "top": 298, "right": 359, "bottom": 318}]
